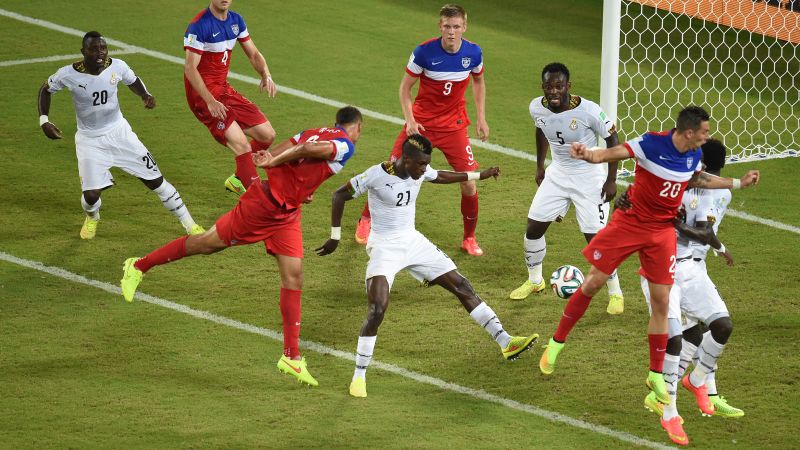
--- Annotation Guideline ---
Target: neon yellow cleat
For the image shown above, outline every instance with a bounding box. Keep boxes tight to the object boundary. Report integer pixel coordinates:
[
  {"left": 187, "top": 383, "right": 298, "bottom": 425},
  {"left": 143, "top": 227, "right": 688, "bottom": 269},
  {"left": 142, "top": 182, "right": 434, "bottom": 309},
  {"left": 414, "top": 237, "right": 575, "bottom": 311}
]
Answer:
[
  {"left": 646, "top": 371, "right": 671, "bottom": 405},
  {"left": 80, "top": 216, "right": 99, "bottom": 240},
  {"left": 539, "top": 338, "right": 564, "bottom": 375},
  {"left": 502, "top": 334, "right": 539, "bottom": 360},
  {"left": 644, "top": 391, "right": 664, "bottom": 416},
  {"left": 607, "top": 293, "right": 624, "bottom": 315},
  {"left": 188, "top": 224, "right": 206, "bottom": 235},
  {"left": 277, "top": 355, "right": 319, "bottom": 387},
  {"left": 224, "top": 175, "right": 246, "bottom": 196},
  {"left": 349, "top": 376, "right": 367, "bottom": 398},
  {"left": 120, "top": 257, "right": 143, "bottom": 303},
  {"left": 509, "top": 279, "right": 546, "bottom": 300},
  {"left": 710, "top": 395, "right": 744, "bottom": 418}
]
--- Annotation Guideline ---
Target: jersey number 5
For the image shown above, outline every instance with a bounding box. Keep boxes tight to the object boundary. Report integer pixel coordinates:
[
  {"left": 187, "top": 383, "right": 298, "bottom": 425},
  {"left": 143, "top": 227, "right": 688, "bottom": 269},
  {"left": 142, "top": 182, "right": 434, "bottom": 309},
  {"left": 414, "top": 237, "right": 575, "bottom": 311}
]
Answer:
[{"left": 659, "top": 181, "right": 682, "bottom": 198}]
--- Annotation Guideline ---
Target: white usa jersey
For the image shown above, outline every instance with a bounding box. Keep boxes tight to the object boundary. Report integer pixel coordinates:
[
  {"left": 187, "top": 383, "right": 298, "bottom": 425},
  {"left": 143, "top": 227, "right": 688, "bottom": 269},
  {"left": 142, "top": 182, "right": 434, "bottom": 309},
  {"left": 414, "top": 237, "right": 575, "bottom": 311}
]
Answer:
[
  {"left": 676, "top": 188, "right": 731, "bottom": 259},
  {"left": 350, "top": 162, "right": 438, "bottom": 237},
  {"left": 47, "top": 58, "right": 137, "bottom": 136},
  {"left": 529, "top": 95, "right": 615, "bottom": 175}
]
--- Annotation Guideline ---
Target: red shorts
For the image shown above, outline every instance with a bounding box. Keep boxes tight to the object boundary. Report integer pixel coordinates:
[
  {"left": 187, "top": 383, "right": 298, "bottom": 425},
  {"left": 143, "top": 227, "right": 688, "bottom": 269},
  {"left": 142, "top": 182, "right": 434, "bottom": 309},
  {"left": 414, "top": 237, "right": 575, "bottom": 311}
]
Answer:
[
  {"left": 582, "top": 210, "right": 677, "bottom": 285},
  {"left": 390, "top": 126, "right": 478, "bottom": 171},
  {"left": 215, "top": 181, "right": 304, "bottom": 258},
  {"left": 187, "top": 84, "right": 268, "bottom": 145}
]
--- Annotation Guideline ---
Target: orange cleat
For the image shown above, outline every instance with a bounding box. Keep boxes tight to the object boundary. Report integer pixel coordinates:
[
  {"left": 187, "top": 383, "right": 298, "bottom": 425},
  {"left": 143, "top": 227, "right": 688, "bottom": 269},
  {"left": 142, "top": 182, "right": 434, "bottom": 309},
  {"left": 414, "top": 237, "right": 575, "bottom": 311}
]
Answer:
[
  {"left": 682, "top": 374, "right": 716, "bottom": 416},
  {"left": 461, "top": 236, "right": 484, "bottom": 256},
  {"left": 355, "top": 217, "right": 370, "bottom": 245},
  {"left": 660, "top": 416, "right": 689, "bottom": 446}
]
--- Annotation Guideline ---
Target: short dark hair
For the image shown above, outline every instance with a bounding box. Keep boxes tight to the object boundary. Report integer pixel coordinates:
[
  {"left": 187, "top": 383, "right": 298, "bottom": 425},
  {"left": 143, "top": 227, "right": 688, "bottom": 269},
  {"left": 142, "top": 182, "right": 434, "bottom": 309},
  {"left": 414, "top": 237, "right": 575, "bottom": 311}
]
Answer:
[
  {"left": 402, "top": 134, "right": 433, "bottom": 156},
  {"left": 335, "top": 106, "right": 362, "bottom": 126},
  {"left": 676, "top": 106, "right": 710, "bottom": 132},
  {"left": 701, "top": 138, "right": 726, "bottom": 172},
  {"left": 541, "top": 62, "right": 570, "bottom": 82},
  {"left": 82, "top": 31, "right": 104, "bottom": 48},
  {"left": 440, "top": 4, "right": 466, "bottom": 21}
]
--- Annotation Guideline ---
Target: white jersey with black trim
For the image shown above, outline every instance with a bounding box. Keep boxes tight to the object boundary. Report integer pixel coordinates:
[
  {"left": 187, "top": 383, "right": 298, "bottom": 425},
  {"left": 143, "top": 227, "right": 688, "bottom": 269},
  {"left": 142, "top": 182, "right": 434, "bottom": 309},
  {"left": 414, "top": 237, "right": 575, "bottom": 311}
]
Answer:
[
  {"left": 529, "top": 95, "right": 615, "bottom": 175},
  {"left": 686, "top": 188, "right": 731, "bottom": 260},
  {"left": 47, "top": 58, "right": 138, "bottom": 136},
  {"left": 350, "top": 163, "right": 439, "bottom": 237}
]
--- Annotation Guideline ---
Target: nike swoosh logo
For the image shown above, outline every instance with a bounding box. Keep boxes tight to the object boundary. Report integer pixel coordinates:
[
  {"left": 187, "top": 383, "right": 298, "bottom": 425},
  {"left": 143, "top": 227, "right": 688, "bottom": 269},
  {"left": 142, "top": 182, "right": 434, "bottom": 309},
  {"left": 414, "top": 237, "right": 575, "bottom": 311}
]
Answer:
[
  {"left": 505, "top": 345, "right": 519, "bottom": 353},
  {"left": 658, "top": 155, "right": 671, "bottom": 161},
  {"left": 431, "top": 60, "right": 443, "bottom": 65},
  {"left": 213, "top": 32, "right": 221, "bottom": 37},
  {"left": 656, "top": 347, "right": 666, "bottom": 352},
  {"left": 668, "top": 433, "right": 687, "bottom": 443},
  {"left": 285, "top": 362, "right": 302, "bottom": 373}
]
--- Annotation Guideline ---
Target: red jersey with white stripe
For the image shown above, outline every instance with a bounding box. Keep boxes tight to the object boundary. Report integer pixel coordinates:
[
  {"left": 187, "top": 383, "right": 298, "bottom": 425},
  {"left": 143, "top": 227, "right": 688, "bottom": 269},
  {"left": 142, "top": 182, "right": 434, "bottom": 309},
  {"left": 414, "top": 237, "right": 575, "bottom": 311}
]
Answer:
[
  {"left": 621, "top": 130, "right": 703, "bottom": 225},
  {"left": 406, "top": 38, "right": 484, "bottom": 131},
  {"left": 266, "top": 127, "right": 356, "bottom": 209},
  {"left": 183, "top": 8, "right": 250, "bottom": 95}
]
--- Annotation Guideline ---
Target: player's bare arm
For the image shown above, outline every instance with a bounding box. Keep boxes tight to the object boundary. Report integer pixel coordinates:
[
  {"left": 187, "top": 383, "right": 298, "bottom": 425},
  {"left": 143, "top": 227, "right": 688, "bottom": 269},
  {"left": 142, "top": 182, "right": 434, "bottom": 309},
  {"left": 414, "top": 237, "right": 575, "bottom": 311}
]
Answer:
[
  {"left": 37, "top": 82, "right": 62, "bottom": 140},
  {"left": 257, "top": 141, "right": 336, "bottom": 168},
  {"left": 602, "top": 132, "right": 620, "bottom": 201},
  {"left": 472, "top": 72, "right": 489, "bottom": 141},
  {"left": 430, "top": 167, "right": 500, "bottom": 184},
  {"left": 570, "top": 142, "right": 631, "bottom": 163},
  {"left": 688, "top": 170, "right": 760, "bottom": 189},
  {"left": 184, "top": 50, "right": 228, "bottom": 119},
  {"left": 315, "top": 182, "right": 357, "bottom": 256},
  {"left": 534, "top": 127, "right": 549, "bottom": 185},
  {"left": 239, "top": 39, "right": 276, "bottom": 97},
  {"left": 399, "top": 73, "right": 424, "bottom": 135},
  {"left": 127, "top": 77, "right": 156, "bottom": 109},
  {"left": 673, "top": 219, "right": 734, "bottom": 266}
]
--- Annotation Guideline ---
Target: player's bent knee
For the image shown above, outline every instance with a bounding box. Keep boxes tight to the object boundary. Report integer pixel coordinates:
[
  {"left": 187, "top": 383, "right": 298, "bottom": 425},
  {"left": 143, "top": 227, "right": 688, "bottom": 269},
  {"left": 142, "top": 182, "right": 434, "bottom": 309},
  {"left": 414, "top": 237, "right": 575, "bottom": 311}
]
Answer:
[
  {"left": 709, "top": 317, "right": 733, "bottom": 342},
  {"left": 82, "top": 190, "right": 102, "bottom": 205}
]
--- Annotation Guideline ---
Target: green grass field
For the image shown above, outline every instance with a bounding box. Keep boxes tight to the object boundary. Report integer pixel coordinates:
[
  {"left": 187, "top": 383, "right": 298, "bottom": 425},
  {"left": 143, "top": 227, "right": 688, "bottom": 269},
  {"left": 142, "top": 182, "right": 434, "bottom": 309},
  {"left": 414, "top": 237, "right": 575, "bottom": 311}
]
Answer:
[{"left": 1, "top": 1, "right": 798, "bottom": 448}]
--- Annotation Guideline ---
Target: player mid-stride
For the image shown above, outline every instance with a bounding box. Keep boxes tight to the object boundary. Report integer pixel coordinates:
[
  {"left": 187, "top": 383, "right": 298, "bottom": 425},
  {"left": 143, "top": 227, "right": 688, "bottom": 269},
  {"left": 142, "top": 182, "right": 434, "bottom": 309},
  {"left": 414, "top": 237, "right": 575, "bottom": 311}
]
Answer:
[{"left": 38, "top": 31, "right": 204, "bottom": 239}]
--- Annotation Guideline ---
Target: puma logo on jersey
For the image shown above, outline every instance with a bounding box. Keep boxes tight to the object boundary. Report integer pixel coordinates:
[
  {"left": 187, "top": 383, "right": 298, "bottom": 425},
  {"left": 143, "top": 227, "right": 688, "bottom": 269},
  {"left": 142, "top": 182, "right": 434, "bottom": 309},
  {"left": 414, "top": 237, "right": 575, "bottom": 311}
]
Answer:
[{"left": 78, "top": 84, "right": 87, "bottom": 90}]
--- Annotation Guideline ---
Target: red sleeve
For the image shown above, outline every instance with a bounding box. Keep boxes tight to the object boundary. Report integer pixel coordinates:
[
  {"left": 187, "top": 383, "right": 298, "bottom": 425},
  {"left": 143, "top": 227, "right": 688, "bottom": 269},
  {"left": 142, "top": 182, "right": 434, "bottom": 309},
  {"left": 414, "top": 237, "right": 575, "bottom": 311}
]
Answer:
[
  {"left": 623, "top": 142, "right": 634, "bottom": 158},
  {"left": 471, "top": 65, "right": 485, "bottom": 77},
  {"left": 237, "top": 35, "right": 251, "bottom": 43},
  {"left": 327, "top": 142, "right": 337, "bottom": 160},
  {"left": 405, "top": 67, "right": 421, "bottom": 78},
  {"left": 184, "top": 46, "right": 204, "bottom": 55}
]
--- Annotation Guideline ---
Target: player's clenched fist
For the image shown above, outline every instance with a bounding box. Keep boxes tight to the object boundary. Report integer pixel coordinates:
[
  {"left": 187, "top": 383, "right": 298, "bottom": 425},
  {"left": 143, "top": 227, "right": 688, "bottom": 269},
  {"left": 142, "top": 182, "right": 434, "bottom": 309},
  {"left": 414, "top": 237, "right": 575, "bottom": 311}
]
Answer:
[
  {"left": 480, "top": 166, "right": 500, "bottom": 180},
  {"left": 739, "top": 170, "right": 760, "bottom": 188},
  {"left": 41, "top": 121, "right": 62, "bottom": 140}
]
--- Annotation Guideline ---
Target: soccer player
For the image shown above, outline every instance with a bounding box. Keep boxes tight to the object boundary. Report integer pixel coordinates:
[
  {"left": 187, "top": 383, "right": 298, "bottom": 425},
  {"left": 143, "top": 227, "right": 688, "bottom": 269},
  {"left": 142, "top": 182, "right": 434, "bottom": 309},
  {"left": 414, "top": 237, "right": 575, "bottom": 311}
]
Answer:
[
  {"left": 38, "top": 31, "right": 204, "bottom": 240},
  {"left": 184, "top": 0, "right": 278, "bottom": 194},
  {"left": 509, "top": 63, "right": 625, "bottom": 315},
  {"left": 537, "top": 107, "right": 759, "bottom": 439},
  {"left": 317, "top": 135, "right": 538, "bottom": 398},
  {"left": 354, "top": 4, "right": 490, "bottom": 256},
  {"left": 121, "top": 106, "right": 364, "bottom": 387}
]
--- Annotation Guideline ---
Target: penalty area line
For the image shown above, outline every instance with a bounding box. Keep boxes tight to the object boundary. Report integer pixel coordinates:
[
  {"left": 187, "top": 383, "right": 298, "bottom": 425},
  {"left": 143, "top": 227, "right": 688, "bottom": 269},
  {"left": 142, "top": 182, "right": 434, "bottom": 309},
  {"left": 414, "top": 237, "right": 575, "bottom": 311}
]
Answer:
[{"left": 0, "top": 250, "right": 670, "bottom": 450}]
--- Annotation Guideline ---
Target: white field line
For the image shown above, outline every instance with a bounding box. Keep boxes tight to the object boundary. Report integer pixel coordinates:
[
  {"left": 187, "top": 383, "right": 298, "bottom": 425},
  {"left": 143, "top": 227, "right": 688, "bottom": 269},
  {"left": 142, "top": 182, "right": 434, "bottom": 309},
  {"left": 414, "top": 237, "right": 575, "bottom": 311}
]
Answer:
[
  {"left": 1, "top": 6, "right": 797, "bottom": 238},
  {"left": 0, "top": 250, "right": 670, "bottom": 450},
  {"left": 0, "top": 49, "right": 135, "bottom": 67}
]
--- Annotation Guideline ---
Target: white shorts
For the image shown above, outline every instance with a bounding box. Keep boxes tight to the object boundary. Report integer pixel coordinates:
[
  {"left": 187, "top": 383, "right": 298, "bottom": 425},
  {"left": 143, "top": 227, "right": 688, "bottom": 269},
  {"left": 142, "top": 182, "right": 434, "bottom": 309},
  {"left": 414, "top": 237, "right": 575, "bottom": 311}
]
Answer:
[
  {"left": 528, "top": 166, "right": 609, "bottom": 234},
  {"left": 365, "top": 230, "right": 457, "bottom": 289},
  {"left": 75, "top": 120, "right": 162, "bottom": 191}
]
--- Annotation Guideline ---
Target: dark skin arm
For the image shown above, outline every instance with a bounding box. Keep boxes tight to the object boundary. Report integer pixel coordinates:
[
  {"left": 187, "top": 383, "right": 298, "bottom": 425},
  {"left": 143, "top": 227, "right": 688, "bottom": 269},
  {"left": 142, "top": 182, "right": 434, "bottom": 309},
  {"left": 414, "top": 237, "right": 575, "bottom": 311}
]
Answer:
[
  {"left": 127, "top": 77, "right": 156, "bottom": 109},
  {"left": 429, "top": 167, "right": 500, "bottom": 184},
  {"left": 602, "top": 132, "right": 620, "bottom": 202},
  {"left": 38, "top": 82, "right": 62, "bottom": 139},
  {"left": 315, "top": 183, "right": 356, "bottom": 256},
  {"left": 535, "top": 127, "right": 548, "bottom": 185}
]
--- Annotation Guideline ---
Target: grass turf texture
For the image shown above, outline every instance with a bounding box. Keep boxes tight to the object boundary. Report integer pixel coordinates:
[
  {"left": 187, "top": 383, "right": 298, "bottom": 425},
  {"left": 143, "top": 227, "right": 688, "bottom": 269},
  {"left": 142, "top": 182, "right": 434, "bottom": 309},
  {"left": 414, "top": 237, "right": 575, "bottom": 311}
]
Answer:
[{"left": 1, "top": 0, "right": 798, "bottom": 448}]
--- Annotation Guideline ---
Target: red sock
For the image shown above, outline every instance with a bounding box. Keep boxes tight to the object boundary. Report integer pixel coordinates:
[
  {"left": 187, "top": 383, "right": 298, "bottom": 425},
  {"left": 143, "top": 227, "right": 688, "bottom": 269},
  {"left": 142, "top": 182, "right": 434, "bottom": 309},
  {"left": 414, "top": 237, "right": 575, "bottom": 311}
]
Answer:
[
  {"left": 134, "top": 235, "right": 188, "bottom": 273},
  {"left": 553, "top": 287, "right": 593, "bottom": 342},
  {"left": 360, "top": 201, "right": 371, "bottom": 220},
  {"left": 234, "top": 152, "right": 260, "bottom": 188},
  {"left": 461, "top": 192, "right": 479, "bottom": 239},
  {"left": 249, "top": 139, "right": 272, "bottom": 152},
  {"left": 280, "top": 288, "right": 302, "bottom": 358},
  {"left": 648, "top": 333, "right": 669, "bottom": 372}
]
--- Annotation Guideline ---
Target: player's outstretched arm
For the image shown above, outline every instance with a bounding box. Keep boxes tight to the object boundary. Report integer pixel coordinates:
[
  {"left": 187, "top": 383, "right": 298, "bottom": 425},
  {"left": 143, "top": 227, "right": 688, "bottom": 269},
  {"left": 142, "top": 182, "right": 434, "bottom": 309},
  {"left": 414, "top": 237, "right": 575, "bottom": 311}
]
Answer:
[
  {"left": 602, "top": 132, "right": 621, "bottom": 201},
  {"left": 315, "top": 183, "right": 356, "bottom": 256},
  {"left": 257, "top": 141, "right": 336, "bottom": 168},
  {"left": 239, "top": 39, "right": 276, "bottom": 98},
  {"left": 37, "top": 82, "right": 61, "bottom": 140},
  {"left": 570, "top": 142, "right": 630, "bottom": 164},
  {"left": 688, "top": 170, "right": 760, "bottom": 190},
  {"left": 127, "top": 77, "right": 155, "bottom": 109},
  {"left": 430, "top": 167, "right": 500, "bottom": 184}
]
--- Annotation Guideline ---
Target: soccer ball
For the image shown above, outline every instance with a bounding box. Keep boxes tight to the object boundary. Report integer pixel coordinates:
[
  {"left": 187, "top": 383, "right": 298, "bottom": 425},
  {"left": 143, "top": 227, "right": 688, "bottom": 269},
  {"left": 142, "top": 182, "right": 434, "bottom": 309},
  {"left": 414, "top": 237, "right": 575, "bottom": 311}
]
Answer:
[{"left": 550, "top": 265, "right": 584, "bottom": 299}]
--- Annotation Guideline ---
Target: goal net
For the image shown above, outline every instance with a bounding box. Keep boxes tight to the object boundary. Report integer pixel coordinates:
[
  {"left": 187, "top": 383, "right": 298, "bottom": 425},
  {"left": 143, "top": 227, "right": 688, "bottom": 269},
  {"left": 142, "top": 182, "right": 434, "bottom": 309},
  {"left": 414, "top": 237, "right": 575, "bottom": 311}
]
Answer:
[{"left": 602, "top": 0, "right": 799, "bottom": 176}]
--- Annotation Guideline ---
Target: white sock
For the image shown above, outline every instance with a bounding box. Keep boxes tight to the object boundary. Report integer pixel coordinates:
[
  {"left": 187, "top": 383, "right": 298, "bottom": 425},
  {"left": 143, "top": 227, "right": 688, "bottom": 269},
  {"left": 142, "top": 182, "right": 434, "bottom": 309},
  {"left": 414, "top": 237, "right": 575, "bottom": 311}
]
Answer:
[
  {"left": 678, "top": 339, "right": 698, "bottom": 378},
  {"left": 469, "top": 302, "right": 511, "bottom": 348},
  {"left": 81, "top": 195, "right": 101, "bottom": 220},
  {"left": 153, "top": 180, "right": 195, "bottom": 231},
  {"left": 606, "top": 269, "right": 622, "bottom": 296},
  {"left": 690, "top": 332, "right": 725, "bottom": 387},
  {"left": 706, "top": 364, "right": 718, "bottom": 396},
  {"left": 353, "top": 335, "right": 377, "bottom": 380},
  {"left": 662, "top": 353, "right": 681, "bottom": 421},
  {"left": 523, "top": 235, "right": 546, "bottom": 283}
]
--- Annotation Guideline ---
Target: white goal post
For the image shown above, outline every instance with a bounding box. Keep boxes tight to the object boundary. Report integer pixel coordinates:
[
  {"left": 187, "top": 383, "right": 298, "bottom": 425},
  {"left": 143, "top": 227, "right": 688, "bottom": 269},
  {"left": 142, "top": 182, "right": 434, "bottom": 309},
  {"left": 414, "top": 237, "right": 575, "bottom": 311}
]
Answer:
[{"left": 601, "top": 0, "right": 799, "bottom": 174}]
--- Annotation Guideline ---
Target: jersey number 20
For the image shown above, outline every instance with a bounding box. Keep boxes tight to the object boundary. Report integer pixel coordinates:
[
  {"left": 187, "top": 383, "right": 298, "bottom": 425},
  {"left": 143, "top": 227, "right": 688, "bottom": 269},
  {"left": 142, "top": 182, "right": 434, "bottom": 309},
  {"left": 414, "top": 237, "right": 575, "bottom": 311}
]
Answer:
[{"left": 659, "top": 181, "right": 682, "bottom": 198}]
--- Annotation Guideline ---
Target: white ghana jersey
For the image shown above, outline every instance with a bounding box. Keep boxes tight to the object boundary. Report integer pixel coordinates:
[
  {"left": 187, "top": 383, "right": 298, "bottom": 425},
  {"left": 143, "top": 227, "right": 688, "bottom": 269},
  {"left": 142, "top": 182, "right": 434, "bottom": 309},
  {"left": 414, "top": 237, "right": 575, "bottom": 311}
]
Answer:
[
  {"left": 350, "top": 162, "right": 439, "bottom": 237},
  {"left": 676, "top": 187, "right": 731, "bottom": 259},
  {"left": 529, "top": 95, "right": 615, "bottom": 175},
  {"left": 47, "top": 58, "right": 137, "bottom": 136}
]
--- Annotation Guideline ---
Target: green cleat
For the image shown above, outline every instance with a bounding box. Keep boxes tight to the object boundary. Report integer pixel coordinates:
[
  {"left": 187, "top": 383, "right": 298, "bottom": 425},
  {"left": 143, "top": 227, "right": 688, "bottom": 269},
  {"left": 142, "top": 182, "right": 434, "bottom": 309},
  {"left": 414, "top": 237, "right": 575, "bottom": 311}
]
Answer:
[
  {"left": 277, "top": 355, "right": 319, "bottom": 387},
  {"left": 502, "top": 334, "right": 539, "bottom": 360},
  {"left": 644, "top": 391, "right": 664, "bottom": 416},
  {"left": 509, "top": 279, "right": 546, "bottom": 300},
  {"left": 646, "top": 371, "right": 671, "bottom": 405},
  {"left": 224, "top": 174, "right": 246, "bottom": 196},
  {"left": 539, "top": 338, "right": 564, "bottom": 375},
  {"left": 120, "top": 257, "right": 143, "bottom": 303},
  {"left": 710, "top": 395, "right": 744, "bottom": 418},
  {"left": 80, "top": 216, "right": 99, "bottom": 240},
  {"left": 188, "top": 224, "right": 206, "bottom": 235},
  {"left": 606, "top": 293, "right": 624, "bottom": 315},
  {"left": 349, "top": 376, "right": 367, "bottom": 398}
]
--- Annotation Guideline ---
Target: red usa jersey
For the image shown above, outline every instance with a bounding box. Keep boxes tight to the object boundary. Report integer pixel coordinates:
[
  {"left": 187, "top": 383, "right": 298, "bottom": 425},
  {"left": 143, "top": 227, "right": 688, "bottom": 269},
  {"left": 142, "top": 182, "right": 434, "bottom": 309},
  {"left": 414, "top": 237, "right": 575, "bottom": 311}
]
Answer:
[
  {"left": 406, "top": 38, "right": 484, "bottom": 131},
  {"left": 266, "top": 127, "right": 356, "bottom": 209},
  {"left": 621, "top": 130, "right": 702, "bottom": 225},
  {"left": 183, "top": 8, "right": 250, "bottom": 94}
]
